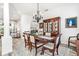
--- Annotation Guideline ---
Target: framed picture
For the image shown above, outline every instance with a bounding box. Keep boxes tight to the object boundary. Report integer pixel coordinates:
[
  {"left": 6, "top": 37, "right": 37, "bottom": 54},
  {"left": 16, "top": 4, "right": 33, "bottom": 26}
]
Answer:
[
  {"left": 66, "top": 17, "right": 77, "bottom": 28},
  {"left": 39, "top": 23, "right": 43, "bottom": 28}
]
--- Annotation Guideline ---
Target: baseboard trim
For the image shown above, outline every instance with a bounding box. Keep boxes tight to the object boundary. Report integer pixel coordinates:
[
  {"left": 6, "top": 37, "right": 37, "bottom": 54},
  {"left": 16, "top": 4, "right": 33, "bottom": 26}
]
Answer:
[{"left": 3, "top": 52, "right": 13, "bottom": 56}]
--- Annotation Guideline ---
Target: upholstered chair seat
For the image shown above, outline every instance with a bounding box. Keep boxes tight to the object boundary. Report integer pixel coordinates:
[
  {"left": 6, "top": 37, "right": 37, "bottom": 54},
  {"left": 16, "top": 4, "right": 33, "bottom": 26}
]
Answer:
[{"left": 43, "top": 43, "right": 54, "bottom": 49}]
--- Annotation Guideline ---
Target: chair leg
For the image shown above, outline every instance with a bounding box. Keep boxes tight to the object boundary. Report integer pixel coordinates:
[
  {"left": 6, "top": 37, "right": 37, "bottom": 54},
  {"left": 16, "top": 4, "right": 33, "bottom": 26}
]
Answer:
[
  {"left": 52, "top": 49, "right": 55, "bottom": 56},
  {"left": 57, "top": 49, "right": 58, "bottom": 55},
  {"left": 41, "top": 47, "right": 44, "bottom": 55},
  {"left": 52, "top": 51, "right": 54, "bottom": 56},
  {"left": 28, "top": 42, "right": 32, "bottom": 52},
  {"left": 35, "top": 47, "right": 37, "bottom": 56},
  {"left": 68, "top": 41, "right": 70, "bottom": 47},
  {"left": 29, "top": 43, "right": 32, "bottom": 52},
  {"left": 24, "top": 39, "right": 26, "bottom": 48},
  {"left": 68, "top": 37, "right": 70, "bottom": 47},
  {"left": 30, "top": 46, "right": 32, "bottom": 52}
]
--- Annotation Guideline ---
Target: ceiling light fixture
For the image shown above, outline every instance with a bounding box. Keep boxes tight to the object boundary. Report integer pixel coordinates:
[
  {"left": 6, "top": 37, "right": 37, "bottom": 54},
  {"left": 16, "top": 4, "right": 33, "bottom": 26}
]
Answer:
[{"left": 33, "top": 3, "right": 43, "bottom": 23}]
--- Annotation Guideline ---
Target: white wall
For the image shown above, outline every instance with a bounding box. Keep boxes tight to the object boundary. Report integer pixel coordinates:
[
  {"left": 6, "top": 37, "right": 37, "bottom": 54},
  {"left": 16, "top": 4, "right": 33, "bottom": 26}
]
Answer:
[
  {"left": 41, "top": 4, "right": 79, "bottom": 43},
  {"left": 2, "top": 3, "right": 12, "bottom": 55},
  {"left": 20, "top": 4, "right": 79, "bottom": 44},
  {"left": 20, "top": 15, "right": 32, "bottom": 38}
]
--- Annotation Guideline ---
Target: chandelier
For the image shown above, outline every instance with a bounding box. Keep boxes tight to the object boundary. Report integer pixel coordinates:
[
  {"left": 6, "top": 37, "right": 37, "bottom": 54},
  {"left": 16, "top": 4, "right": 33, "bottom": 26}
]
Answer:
[{"left": 33, "top": 3, "right": 43, "bottom": 22}]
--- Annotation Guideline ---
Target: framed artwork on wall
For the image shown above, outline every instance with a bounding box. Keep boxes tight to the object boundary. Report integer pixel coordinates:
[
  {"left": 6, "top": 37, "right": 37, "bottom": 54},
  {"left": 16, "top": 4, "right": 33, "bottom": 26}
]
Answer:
[{"left": 66, "top": 17, "right": 77, "bottom": 28}]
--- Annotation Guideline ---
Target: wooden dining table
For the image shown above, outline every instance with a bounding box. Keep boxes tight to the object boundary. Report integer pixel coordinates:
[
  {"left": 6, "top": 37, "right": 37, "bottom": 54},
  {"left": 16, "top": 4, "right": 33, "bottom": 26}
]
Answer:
[
  {"left": 35, "top": 35, "right": 56, "bottom": 43},
  {"left": 38, "top": 36, "right": 56, "bottom": 40}
]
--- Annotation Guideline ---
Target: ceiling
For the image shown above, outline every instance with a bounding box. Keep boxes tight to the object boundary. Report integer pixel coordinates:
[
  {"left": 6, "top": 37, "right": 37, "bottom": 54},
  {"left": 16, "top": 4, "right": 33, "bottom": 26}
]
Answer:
[
  {"left": 0, "top": 3, "right": 78, "bottom": 21},
  {"left": 9, "top": 3, "right": 79, "bottom": 20}
]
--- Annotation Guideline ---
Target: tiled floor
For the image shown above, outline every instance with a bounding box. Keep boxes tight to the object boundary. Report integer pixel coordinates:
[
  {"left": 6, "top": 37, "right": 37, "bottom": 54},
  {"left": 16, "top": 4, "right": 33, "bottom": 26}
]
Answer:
[{"left": 13, "top": 38, "right": 77, "bottom": 56}]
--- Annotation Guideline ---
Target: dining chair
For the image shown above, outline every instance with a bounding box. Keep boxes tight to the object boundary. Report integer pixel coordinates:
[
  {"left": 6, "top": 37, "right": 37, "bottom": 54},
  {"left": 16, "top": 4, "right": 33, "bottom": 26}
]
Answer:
[
  {"left": 41, "top": 34, "right": 62, "bottom": 56},
  {"left": 23, "top": 32, "right": 30, "bottom": 48},
  {"left": 29, "top": 35, "right": 46, "bottom": 56},
  {"left": 68, "top": 33, "right": 79, "bottom": 47},
  {"left": 77, "top": 33, "right": 79, "bottom": 40}
]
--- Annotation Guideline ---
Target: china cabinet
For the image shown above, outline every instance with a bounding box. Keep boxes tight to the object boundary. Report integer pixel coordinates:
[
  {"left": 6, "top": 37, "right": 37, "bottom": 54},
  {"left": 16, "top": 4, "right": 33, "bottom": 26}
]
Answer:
[{"left": 39, "top": 17, "right": 60, "bottom": 37}]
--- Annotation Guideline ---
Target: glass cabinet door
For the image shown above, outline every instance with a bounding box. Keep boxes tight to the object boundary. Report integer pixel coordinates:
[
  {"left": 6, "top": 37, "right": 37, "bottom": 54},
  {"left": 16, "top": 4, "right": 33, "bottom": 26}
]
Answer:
[
  {"left": 48, "top": 22, "right": 52, "bottom": 32},
  {"left": 44, "top": 23, "right": 47, "bottom": 32},
  {"left": 53, "top": 20, "right": 58, "bottom": 32}
]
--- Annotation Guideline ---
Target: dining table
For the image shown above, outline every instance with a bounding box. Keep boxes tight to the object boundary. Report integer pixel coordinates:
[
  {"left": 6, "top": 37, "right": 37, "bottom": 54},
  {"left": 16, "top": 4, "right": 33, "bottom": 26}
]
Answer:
[
  {"left": 35, "top": 35, "right": 56, "bottom": 43},
  {"left": 38, "top": 36, "right": 56, "bottom": 40}
]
